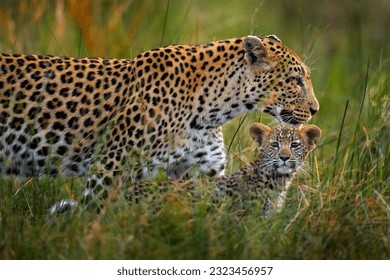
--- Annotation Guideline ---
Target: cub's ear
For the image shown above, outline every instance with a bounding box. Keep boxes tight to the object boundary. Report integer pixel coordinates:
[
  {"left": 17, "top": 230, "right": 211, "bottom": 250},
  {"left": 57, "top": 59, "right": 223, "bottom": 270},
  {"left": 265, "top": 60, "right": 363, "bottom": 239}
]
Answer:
[
  {"left": 299, "top": 125, "right": 322, "bottom": 152},
  {"left": 244, "top": 36, "right": 270, "bottom": 69},
  {"left": 249, "top": 123, "right": 272, "bottom": 147}
]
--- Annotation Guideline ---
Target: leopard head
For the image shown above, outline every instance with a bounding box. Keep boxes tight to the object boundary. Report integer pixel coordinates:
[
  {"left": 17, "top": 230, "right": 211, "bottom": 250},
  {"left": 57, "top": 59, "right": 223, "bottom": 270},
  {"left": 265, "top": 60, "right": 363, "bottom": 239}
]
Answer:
[{"left": 244, "top": 35, "right": 319, "bottom": 125}]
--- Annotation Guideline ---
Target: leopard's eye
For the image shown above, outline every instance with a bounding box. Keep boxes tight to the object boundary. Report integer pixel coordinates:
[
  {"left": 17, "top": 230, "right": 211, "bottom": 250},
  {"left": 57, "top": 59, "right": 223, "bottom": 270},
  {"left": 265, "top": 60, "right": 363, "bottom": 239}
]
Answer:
[
  {"left": 270, "top": 142, "right": 279, "bottom": 149},
  {"left": 296, "top": 77, "right": 304, "bottom": 87},
  {"left": 290, "top": 141, "right": 300, "bottom": 148},
  {"left": 290, "top": 76, "right": 304, "bottom": 87}
]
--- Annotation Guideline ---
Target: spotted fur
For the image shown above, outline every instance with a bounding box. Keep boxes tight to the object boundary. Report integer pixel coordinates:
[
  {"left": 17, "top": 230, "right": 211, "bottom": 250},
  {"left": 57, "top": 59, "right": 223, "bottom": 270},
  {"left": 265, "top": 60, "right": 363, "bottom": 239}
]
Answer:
[{"left": 0, "top": 35, "right": 319, "bottom": 199}]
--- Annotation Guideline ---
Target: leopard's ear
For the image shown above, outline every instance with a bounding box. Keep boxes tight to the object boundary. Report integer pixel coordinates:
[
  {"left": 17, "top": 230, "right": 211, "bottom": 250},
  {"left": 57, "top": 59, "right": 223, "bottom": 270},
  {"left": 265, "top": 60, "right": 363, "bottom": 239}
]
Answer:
[
  {"left": 266, "top": 34, "right": 282, "bottom": 44},
  {"left": 249, "top": 123, "right": 272, "bottom": 147},
  {"left": 244, "top": 36, "right": 271, "bottom": 69},
  {"left": 299, "top": 125, "right": 322, "bottom": 152}
]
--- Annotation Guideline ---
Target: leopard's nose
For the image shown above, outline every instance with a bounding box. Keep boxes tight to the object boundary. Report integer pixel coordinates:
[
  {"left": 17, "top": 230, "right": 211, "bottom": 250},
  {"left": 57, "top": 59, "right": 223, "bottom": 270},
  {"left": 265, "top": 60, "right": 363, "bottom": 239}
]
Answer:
[{"left": 310, "top": 107, "right": 317, "bottom": 116}]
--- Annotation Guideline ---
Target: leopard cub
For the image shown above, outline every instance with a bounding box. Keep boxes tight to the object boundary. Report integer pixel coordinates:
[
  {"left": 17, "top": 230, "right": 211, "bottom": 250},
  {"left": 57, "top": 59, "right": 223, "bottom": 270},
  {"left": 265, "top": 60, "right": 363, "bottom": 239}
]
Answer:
[
  {"left": 217, "top": 123, "right": 320, "bottom": 215},
  {"left": 127, "top": 123, "right": 321, "bottom": 216}
]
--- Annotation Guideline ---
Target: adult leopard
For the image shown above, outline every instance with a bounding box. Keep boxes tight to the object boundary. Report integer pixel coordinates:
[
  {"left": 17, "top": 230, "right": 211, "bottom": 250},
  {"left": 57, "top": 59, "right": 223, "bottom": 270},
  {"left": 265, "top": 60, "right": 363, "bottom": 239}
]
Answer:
[{"left": 0, "top": 35, "right": 319, "bottom": 199}]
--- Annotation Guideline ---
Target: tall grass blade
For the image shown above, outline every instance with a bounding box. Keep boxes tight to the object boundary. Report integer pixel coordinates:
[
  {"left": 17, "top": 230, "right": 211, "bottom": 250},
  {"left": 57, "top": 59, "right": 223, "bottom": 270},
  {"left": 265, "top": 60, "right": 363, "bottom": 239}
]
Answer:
[
  {"left": 77, "top": 27, "right": 82, "bottom": 57},
  {"left": 48, "top": 26, "right": 66, "bottom": 56},
  {"left": 332, "top": 99, "right": 349, "bottom": 179},
  {"left": 227, "top": 113, "right": 248, "bottom": 155},
  {"left": 173, "top": 0, "right": 194, "bottom": 43},
  {"left": 160, "top": 0, "right": 170, "bottom": 46},
  {"left": 349, "top": 55, "right": 371, "bottom": 175}
]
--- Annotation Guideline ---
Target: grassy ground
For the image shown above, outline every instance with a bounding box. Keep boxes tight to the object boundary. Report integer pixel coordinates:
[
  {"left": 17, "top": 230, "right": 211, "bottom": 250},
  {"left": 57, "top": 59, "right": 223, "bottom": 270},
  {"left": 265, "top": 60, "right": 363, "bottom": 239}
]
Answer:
[{"left": 0, "top": 0, "right": 389, "bottom": 259}]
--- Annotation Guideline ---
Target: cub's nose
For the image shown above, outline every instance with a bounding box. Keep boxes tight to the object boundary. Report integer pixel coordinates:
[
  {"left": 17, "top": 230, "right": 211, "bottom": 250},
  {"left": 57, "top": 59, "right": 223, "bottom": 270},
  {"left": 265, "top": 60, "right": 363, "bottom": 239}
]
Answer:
[
  {"left": 310, "top": 107, "right": 318, "bottom": 116},
  {"left": 279, "top": 156, "right": 290, "bottom": 162}
]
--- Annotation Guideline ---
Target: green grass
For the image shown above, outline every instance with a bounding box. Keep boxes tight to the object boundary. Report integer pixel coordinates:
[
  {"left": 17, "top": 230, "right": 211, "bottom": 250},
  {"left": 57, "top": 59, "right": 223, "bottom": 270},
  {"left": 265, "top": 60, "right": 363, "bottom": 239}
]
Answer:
[{"left": 0, "top": 0, "right": 389, "bottom": 259}]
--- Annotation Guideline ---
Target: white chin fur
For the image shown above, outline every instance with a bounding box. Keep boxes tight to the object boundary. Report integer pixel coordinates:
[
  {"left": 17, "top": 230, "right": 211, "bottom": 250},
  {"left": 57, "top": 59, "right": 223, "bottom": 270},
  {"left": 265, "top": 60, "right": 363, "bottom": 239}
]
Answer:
[{"left": 277, "top": 166, "right": 293, "bottom": 175}]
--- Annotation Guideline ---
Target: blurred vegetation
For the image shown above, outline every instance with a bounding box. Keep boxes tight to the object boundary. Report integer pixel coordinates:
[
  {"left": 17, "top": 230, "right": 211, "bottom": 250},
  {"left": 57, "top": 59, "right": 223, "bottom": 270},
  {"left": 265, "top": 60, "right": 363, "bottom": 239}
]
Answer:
[{"left": 0, "top": 0, "right": 389, "bottom": 259}]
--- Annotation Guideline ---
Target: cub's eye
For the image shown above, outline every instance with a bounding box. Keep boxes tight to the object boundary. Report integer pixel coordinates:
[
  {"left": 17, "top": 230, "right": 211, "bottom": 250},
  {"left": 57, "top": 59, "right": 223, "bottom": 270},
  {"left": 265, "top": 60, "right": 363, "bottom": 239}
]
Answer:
[
  {"left": 290, "top": 141, "right": 300, "bottom": 148},
  {"left": 270, "top": 142, "right": 279, "bottom": 149}
]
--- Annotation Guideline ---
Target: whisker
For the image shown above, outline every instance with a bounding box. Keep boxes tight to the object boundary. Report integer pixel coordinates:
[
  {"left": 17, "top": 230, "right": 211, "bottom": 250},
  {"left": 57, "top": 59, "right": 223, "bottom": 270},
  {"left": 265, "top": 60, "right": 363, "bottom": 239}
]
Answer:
[
  {"left": 297, "top": 162, "right": 317, "bottom": 180},
  {"left": 268, "top": 119, "right": 279, "bottom": 126}
]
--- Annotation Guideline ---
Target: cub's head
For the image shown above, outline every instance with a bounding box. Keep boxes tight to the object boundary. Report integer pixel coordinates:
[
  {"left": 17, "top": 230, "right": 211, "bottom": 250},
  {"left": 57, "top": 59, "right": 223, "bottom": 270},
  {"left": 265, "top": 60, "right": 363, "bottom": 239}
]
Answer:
[
  {"left": 249, "top": 123, "right": 321, "bottom": 175},
  {"left": 244, "top": 35, "right": 319, "bottom": 124}
]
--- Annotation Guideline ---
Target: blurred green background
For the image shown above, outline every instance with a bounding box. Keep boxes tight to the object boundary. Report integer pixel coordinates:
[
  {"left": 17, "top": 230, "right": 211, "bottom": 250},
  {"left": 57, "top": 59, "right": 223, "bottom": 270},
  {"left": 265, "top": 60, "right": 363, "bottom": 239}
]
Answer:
[{"left": 0, "top": 0, "right": 388, "bottom": 259}]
